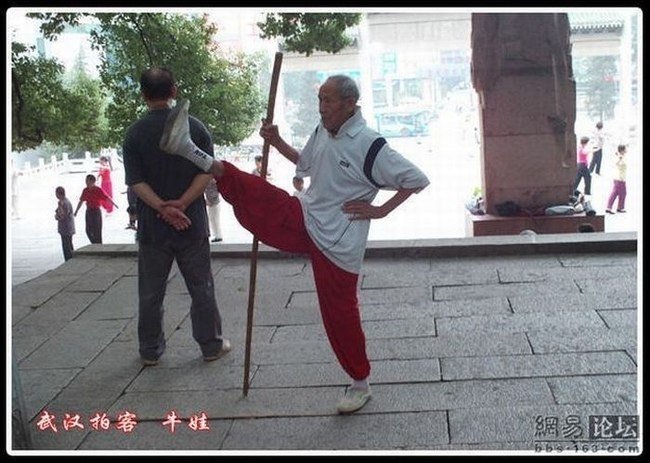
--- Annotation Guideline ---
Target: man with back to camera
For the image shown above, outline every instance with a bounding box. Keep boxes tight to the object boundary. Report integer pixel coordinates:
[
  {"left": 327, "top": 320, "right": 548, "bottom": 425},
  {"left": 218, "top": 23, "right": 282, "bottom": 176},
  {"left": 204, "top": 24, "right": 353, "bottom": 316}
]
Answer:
[{"left": 122, "top": 67, "right": 230, "bottom": 366}]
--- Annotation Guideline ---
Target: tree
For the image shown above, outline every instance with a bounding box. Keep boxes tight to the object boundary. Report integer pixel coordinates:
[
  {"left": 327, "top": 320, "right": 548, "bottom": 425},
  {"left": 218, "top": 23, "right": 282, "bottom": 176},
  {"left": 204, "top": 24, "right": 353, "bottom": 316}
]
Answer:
[
  {"left": 61, "top": 50, "right": 109, "bottom": 153},
  {"left": 258, "top": 13, "right": 362, "bottom": 56},
  {"left": 15, "top": 12, "right": 363, "bottom": 151},
  {"left": 11, "top": 40, "right": 109, "bottom": 153},
  {"left": 27, "top": 12, "right": 266, "bottom": 147}
]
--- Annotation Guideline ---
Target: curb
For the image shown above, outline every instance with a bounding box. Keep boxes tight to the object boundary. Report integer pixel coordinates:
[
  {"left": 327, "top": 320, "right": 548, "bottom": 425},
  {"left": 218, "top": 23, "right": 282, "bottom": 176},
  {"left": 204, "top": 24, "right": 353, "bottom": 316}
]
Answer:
[{"left": 73, "top": 231, "right": 637, "bottom": 260}]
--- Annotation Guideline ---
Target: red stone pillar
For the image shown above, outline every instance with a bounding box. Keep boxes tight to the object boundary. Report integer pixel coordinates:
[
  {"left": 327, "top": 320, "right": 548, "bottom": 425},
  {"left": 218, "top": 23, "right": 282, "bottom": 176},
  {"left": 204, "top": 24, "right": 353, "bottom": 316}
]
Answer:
[{"left": 470, "top": 13, "right": 577, "bottom": 216}]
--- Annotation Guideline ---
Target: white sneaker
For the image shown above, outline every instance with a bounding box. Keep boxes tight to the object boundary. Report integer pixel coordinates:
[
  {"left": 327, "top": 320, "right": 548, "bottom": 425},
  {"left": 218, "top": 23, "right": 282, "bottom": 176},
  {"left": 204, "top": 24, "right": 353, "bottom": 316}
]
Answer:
[
  {"left": 336, "top": 386, "right": 372, "bottom": 414},
  {"left": 160, "top": 99, "right": 191, "bottom": 155},
  {"left": 159, "top": 99, "right": 214, "bottom": 172}
]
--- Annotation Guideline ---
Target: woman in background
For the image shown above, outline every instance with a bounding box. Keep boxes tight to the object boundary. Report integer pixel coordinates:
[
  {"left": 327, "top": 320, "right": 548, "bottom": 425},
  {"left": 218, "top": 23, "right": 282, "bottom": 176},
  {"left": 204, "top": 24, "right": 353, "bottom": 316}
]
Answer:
[{"left": 98, "top": 156, "right": 114, "bottom": 213}]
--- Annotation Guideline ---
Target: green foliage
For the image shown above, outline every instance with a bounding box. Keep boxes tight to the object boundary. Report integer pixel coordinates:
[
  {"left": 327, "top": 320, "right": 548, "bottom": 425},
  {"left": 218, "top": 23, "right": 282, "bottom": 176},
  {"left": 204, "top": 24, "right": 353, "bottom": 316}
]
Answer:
[
  {"left": 90, "top": 13, "right": 265, "bottom": 146},
  {"left": 62, "top": 64, "right": 109, "bottom": 152},
  {"left": 23, "top": 12, "right": 266, "bottom": 148},
  {"left": 11, "top": 39, "right": 109, "bottom": 153},
  {"left": 258, "top": 13, "right": 362, "bottom": 56}
]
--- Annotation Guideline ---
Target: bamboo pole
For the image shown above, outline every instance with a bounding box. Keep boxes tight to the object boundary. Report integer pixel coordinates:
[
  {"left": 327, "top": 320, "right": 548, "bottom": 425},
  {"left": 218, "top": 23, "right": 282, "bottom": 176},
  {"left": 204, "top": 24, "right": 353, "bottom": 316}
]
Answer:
[{"left": 243, "top": 52, "right": 283, "bottom": 396}]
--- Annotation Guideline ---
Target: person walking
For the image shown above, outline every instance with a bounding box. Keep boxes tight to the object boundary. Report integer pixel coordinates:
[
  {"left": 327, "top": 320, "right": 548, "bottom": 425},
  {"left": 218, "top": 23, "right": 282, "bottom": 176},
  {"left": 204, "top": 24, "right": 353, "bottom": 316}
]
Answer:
[
  {"left": 205, "top": 177, "right": 223, "bottom": 243},
  {"left": 589, "top": 121, "right": 605, "bottom": 175},
  {"left": 573, "top": 136, "right": 592, "bottom": 197},
  {"left": 74, "top": 174, "right": 118, "bottom": 244},
  {"left": 158, "top": 75, "right": 430, "bottom": 414},
  {"left": 605, "top": 144, "right": 628, "bottom": 214},
  {"left": 122, "top": 67, "right": 230, "bottom": 366},
  {"left": 54, "top": 186, "right": 75, "bottom": 261}
]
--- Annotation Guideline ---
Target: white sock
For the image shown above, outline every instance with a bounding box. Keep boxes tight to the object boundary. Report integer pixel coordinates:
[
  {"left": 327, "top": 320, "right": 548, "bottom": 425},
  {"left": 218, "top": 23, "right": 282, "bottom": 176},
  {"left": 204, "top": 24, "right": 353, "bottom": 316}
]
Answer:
[
  {"left": 352, "top": 378, "right": 369, "bottom": 390},
  {"left": 182, "top": 144, "right": 214, "bottom": 173}
]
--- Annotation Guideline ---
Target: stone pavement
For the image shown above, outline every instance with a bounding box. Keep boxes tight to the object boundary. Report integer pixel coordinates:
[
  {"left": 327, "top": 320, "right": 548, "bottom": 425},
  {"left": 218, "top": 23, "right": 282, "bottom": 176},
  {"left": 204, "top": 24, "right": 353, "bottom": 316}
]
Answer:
[{"left": 10, "top": 233, "right": 640, "bottom": 455}]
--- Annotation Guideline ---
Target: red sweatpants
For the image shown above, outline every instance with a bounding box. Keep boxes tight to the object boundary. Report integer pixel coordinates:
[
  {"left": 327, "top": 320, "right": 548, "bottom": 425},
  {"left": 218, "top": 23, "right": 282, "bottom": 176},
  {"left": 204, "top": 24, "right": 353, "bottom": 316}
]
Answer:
[{"left": 217, "top": 161, "right": 370, "bottom": 380}]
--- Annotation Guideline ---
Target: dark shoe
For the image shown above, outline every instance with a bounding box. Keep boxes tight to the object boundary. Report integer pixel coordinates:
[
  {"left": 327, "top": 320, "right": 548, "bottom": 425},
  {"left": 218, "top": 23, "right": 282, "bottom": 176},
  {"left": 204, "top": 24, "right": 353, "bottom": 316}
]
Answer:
[
  {"left": 141, "top": 357, "right": 159, "bottom": 366},
  {"left": 211, "top": 237, "right": 223, "bottom": 243},
  {"left": 605, "top": 209, "right": 614, "bottom": 214},
  {"left": 203, "top": 339, "right": 231, "bottom": 362},
  {"left": 616, "top": 209, "right": 626, "bottom": 213}
]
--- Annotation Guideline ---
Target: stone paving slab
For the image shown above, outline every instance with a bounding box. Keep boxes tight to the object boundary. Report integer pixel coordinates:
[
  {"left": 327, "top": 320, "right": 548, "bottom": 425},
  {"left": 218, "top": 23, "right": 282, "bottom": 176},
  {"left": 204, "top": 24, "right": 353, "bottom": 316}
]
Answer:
[
  {"left": 76, "top": 276, "right": 138, "bottom": 320},
  {"left": 52, "top": 341, "right": 143, "bottom": 394},
  {"left": 11, "top": 273, "right": 81, "bottom": 308},
  {"left": 436, "top": 310, "right": 607, "bottom": 335},
  {"left": 441, "top": 351, "right": 636, "bottom": 381},
  {"left": 11, "top": 303, "right": 34, "bottom": 326},
  {"left": 509, "top": 291, "right": 637, "bottom": 313},
  {"left": 497, "top": 263, "right": 636, "bottom": 284},
  {"left": 271, "top": 317, "right": 437, "bottom": 343},
  {"left": 64, "top": 271, "right": 124, "bottom": 293},
  {"left": 288, "top": 286, "right": 433, "bottom": 309},
  {"left": 433, "top": 279, "right": 579, "bottom": 301},
  {"left": 18, "top": 291, "right": 99, "bottom": 324},
  {"left": 19, "top": 368, "right": 81, "bottom": 421},
  {"left": 597, "top": 309, "right": 637, "bottom": 329},
  {"left": 252, "top": 305, "right": 323, "bottom": 326},
  {"left": 221, "top": 411, "right": 449, "bottom": 450},
  {"left": 546, "top": 374, "right": 637, "bottom": 404},
  {"left": 45, "top": 257, "right": 99, "bottom": 276},
  {"left": 366, "top": 332, "right": 532, "bottom": 360},
  {"left": 527, "top": 326, "right": 636, "bottom": 354},
  {"left": 127, "top": 363, "right": 249, "bottom": 393},
  {"left": 576, "top": 276, "right": 637, "bottom": 296},
  {"left": 12, "top": 321, "right": 69, "bottom": 363},
  {"left": 78, "top": 420, "right": 232, "bottom": 451},
  {"left": 371, "top": 378, "right": 555, "bottom": 413},
  {"left": 18, "top": 319, "right": 130, "bottom": 369},
  {"left": 252, "top": 358, "right": 441, "bottom": 388},
  {"left": 166, "top": 320, "right": 276, "bottom": 347},
  {"left": 107, "top": 388, "right": 341, "bottom": 421}
]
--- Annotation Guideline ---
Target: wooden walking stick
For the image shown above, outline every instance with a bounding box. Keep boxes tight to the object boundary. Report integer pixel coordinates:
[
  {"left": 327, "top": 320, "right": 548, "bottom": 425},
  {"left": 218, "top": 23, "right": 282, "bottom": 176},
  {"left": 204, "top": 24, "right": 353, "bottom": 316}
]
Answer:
[{"left": 243, "top": 51, "right": 283, "bottom": 396}]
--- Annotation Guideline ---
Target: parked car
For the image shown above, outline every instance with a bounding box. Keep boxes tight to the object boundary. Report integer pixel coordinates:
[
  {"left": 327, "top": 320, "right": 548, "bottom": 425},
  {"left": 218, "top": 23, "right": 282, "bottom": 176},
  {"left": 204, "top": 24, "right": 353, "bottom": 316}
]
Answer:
[{"left": 375, "top": 109, "right": 435, "bottom": 138}]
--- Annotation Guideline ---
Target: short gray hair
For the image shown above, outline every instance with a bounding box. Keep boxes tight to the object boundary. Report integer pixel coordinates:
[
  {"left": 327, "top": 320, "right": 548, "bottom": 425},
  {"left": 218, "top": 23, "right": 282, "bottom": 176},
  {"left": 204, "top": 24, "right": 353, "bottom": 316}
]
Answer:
[{"left": 326, "top": 74, "right": 359, "bottom": 102}]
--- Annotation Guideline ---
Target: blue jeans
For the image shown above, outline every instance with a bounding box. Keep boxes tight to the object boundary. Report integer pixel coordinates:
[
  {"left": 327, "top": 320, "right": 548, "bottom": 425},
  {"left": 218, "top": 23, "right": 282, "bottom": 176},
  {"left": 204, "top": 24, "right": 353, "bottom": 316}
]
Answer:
[{"left": 137, "top": 238, "right": 223, "bottom": 360}]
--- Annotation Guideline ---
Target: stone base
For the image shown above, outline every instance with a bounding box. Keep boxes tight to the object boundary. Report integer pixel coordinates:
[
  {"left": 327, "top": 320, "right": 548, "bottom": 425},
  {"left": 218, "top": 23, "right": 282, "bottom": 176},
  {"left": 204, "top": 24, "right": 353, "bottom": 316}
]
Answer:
[{"left": 466, "top": 212, "right": 605, "bottom": 236}]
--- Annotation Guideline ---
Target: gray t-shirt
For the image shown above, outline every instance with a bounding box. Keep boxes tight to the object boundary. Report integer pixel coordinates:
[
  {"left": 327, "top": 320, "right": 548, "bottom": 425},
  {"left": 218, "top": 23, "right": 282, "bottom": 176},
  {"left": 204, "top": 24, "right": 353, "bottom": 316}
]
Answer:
[
  {"left": 56, "top": 197, "right": 75, "bottom": 236},
  {"left": 123, "top": 108, "right": 213, "bottom": 244},
  {"left": 296, "top": 108, "right": 430, "bottom": 273}
]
